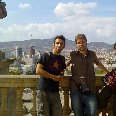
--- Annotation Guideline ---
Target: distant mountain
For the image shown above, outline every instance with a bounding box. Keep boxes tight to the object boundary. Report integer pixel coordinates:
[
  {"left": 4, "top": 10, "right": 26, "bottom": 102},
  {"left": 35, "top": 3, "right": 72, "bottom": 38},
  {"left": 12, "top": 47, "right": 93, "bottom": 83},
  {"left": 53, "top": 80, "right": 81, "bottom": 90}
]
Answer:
[
  {"left": 0, "top": 39, "right": 113, "bottom": 52},
  {"left": 0, "top": 39, "right": 75, "bottom": 51},
  {"left": 88, "top": 42, "right": 112, "bottom": 50}
]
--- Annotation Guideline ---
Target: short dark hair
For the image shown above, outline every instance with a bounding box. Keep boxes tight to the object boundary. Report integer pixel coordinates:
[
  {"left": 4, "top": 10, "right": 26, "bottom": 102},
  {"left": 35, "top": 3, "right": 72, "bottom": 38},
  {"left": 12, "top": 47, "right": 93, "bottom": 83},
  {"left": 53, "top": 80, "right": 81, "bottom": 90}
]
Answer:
[
  {"left": 54, "top": 35, "right": 65, "bottom": 46},
  {"left": 75, "top": 34, "right": 87, "bottom": 43}
]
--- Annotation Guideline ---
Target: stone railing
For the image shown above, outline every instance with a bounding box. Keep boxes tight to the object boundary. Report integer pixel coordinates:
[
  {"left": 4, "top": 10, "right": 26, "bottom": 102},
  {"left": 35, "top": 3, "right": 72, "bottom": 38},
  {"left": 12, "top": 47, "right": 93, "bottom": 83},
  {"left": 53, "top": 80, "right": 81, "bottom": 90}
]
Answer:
[
  {"left": 0, "top": 75, "right": 113, "bottom": 116},
  {"left": 0, "top": 75, "right": 38, "bottom": 116}
]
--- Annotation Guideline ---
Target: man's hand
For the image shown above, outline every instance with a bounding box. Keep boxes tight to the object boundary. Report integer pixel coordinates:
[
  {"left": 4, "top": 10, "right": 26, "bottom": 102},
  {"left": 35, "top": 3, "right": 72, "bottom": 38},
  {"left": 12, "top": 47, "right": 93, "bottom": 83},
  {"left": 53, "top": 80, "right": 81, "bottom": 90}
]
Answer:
[{"left": 52, "top": 75, "right": 65, "bottom": 82}]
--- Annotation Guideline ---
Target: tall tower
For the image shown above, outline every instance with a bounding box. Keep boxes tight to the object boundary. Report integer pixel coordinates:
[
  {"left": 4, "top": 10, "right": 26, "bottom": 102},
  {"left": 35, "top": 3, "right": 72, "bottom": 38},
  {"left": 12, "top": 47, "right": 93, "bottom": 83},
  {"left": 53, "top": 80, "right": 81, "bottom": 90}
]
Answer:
[
  {"left": 29, "top": 45, "right": 35, "bottom": 58},
  {"left": 16, "top": 46, "right": 23, "bottom": 58}
]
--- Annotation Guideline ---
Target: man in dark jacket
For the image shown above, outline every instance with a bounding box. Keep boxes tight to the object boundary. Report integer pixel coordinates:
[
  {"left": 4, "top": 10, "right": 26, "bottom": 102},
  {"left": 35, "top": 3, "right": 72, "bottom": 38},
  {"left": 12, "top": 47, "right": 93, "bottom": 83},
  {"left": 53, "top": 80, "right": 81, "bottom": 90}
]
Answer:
[{"left": 36, "top": 35, "right": 66, "bottom": 116}]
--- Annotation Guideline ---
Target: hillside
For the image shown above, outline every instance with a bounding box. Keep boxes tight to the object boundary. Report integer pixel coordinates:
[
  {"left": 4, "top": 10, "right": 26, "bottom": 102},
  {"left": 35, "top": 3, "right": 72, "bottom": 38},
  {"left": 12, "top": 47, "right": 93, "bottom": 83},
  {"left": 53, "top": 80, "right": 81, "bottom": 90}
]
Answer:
[{"left": 0, "top": 39, "right": 113, "bottom": 51}]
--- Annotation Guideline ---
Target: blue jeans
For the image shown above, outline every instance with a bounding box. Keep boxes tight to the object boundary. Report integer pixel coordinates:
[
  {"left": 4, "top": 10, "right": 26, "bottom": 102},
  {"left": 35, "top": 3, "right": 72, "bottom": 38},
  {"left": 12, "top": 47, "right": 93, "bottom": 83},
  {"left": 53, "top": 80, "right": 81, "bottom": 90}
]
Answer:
[
  {"left": 70, "top": 87, "right": 97, "bottom": 116},
  {"left": 36, "top": 90, "right": 62, "bottom": 116}
]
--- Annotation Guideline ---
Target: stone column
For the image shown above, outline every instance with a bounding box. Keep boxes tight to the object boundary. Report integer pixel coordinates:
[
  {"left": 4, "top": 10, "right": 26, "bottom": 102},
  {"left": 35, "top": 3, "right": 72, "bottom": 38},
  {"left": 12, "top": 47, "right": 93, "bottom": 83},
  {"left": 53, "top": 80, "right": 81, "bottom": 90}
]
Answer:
[
  {"left": 60, "top": 77, "right": 72, "bottom": 116},
  {"left": 30, "top": 87, "right": 37, "bottom": 116},
  {"left": 15, "top": 88, "right": 24, "bottom": 116},
  {"left": 0, "top": 88, "right": 8, "bottom": 116}
]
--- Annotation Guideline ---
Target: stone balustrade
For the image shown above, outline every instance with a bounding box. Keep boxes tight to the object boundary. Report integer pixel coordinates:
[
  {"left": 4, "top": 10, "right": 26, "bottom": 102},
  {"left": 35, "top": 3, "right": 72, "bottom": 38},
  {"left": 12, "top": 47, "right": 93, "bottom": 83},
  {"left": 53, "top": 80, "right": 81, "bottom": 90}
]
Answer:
[
  {"left": 0, "top": 75, "right": 38, "bottom": 116},
  {"left": 0, "top": 75, "right": 112, "bottom": 116}
]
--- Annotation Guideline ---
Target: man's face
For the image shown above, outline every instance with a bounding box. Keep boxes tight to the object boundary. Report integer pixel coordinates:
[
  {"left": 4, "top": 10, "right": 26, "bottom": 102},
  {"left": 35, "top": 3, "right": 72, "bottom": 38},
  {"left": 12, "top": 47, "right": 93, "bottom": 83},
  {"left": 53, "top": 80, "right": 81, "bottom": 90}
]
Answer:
[
  {"left": 76, "top": 38, "right": 87, "bottom": 51},
  {"left": 53, "top": 38, "right": 65, "bottom": 53}
]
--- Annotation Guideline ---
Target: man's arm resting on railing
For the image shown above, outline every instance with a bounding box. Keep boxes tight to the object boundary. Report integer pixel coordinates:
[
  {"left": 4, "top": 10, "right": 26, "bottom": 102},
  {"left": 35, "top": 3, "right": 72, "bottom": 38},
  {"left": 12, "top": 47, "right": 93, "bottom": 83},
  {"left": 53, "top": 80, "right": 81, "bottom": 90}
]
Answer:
[{"left": 96, "top": 62, "right": 110, "bottom": 74}]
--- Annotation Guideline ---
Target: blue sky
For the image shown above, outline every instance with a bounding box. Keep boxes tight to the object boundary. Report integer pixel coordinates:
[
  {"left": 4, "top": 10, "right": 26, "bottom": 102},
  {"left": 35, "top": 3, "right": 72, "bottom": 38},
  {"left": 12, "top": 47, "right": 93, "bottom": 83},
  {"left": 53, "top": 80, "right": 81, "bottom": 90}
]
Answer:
[{"left": 0, "top": 0, "right": 116, "bottom": 44}]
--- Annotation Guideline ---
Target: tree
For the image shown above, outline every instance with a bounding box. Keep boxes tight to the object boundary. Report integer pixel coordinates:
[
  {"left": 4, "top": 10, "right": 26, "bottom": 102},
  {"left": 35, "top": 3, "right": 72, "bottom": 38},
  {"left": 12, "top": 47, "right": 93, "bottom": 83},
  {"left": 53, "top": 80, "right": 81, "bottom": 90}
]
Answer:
[
  {"left": 0, "top": 0, "right": 7, "bottom": 19},
  {"left": 9, "top": 70, "right": 21, "bottom": 75}
]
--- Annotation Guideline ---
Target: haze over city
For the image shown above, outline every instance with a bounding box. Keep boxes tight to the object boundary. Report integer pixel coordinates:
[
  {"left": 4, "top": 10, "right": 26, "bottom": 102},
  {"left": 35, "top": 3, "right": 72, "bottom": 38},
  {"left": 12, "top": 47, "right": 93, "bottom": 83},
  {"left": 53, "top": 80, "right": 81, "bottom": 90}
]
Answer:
[{"left": 0, "top": 0, "right": 116, "bottom": 44}]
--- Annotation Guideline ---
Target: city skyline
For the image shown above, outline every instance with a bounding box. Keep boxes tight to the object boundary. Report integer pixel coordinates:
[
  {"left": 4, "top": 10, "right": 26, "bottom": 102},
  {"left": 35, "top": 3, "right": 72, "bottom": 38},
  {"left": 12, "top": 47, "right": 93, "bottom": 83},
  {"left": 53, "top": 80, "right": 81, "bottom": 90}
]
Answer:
[{"left": 0, "top": 0, "right": 116, "bottom": 44}]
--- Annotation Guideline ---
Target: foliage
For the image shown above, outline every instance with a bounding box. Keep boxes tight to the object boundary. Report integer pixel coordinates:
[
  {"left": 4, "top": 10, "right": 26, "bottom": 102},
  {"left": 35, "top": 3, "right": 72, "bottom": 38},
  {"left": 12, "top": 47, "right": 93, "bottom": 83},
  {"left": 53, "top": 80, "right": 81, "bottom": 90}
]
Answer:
[
  {"left": 94, "top": 69, "right": 106, "bottom": 74},
  {"left": 9, "top": 70, "right": 21, "bottom": 75}
]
